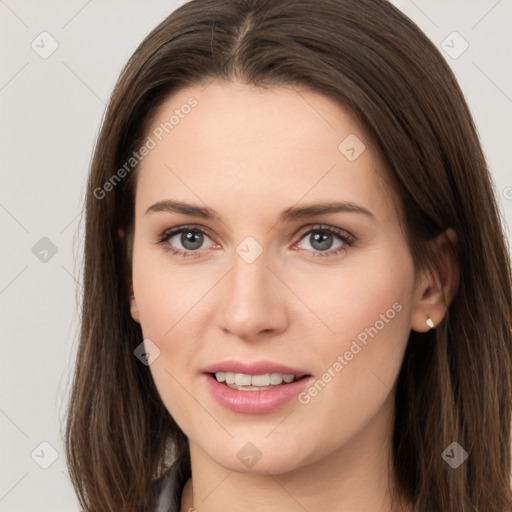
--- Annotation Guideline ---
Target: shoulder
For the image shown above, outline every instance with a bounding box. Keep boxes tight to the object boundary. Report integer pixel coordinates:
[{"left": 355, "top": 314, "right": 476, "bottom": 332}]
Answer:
[{"left": 151, "top": 456, "right": 190, "bottom": 512}]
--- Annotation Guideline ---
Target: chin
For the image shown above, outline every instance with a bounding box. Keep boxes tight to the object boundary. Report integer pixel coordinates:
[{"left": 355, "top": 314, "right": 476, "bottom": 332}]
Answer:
[{"left": 205, "top": 442, "right": 312, "bottom": 476}]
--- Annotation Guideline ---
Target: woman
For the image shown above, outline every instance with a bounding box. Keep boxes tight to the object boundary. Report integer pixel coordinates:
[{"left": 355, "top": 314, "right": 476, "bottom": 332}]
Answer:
[{"left": 64, "top": 0, "right": 512, "bottom": 511}]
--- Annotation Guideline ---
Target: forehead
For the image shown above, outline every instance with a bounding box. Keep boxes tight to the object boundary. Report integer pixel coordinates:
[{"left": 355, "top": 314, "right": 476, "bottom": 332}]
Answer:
[{"left": 135, "top": 80, "right": 396, "bottom": 224}]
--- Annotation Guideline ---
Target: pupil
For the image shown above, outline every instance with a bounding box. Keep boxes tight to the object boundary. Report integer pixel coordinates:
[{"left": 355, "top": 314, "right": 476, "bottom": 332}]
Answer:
[
  {"left": 311, "top": 232, "right": 333, "bottom": 251},
  {"left": 181, "top": 231, "right": 203, "bottom": 250}
]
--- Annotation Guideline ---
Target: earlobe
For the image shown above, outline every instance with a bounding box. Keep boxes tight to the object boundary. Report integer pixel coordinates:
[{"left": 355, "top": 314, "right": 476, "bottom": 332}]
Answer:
[
  {"left": 410, "top": 268, "right": 444, "bottom": 332},
  {"left": 410, "top": 228, "right": 459, "bottom": 333}
]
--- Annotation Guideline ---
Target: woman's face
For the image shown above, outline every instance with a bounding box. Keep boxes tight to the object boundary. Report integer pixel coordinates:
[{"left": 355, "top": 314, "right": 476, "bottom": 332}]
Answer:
[{"left": 129, "top": 80, "right": 424, "bottom": 474}]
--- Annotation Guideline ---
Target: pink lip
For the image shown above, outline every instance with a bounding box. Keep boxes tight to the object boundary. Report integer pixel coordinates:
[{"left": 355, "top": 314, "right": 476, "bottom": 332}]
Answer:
[
  {"left": 202, "top": 360, "right": 309, "bottom": 378},
  {"left": 202, "top": 360, "right": 312, "bottom": 414}
]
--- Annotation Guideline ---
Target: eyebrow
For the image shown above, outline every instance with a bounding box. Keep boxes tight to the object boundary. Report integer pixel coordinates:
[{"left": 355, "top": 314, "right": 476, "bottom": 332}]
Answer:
[{"left": 145, "top": 199, "right": 376, "bottom": 222}]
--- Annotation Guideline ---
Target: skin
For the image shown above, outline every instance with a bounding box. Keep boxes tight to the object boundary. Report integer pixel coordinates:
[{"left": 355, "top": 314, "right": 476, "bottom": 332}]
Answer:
[{"left": 128, "top": 81, "right": 458, "bottom": 512}]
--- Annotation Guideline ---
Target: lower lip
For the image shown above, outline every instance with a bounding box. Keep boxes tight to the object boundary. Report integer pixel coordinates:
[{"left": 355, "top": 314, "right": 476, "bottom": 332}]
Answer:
[{"left": 204, "top": 373, "right": 312, "bottom": 414}]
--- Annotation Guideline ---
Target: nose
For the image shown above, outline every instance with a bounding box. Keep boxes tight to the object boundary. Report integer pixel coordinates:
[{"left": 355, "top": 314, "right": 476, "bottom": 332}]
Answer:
[{"left": 215, "top": 251, "right": 290, "bottom": 341}]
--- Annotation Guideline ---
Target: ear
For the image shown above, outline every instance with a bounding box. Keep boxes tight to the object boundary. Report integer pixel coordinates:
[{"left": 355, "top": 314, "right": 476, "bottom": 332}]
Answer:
[
  {"left": 411, "top": 228, "right": 459, "bottom": 332},
  {"left": 119, "top": 228, "right": 140, "bottom": 324}
]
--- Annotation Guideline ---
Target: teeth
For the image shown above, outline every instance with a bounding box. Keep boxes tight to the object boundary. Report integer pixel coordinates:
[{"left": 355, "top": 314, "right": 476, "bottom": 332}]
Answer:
[
  {"left": 236, "top": 373, "right": 252, "bottom": 386},
  {"left": 270, "top": 373, "right": 283, "bottom": 385},
  {"left": 214, "top": 372, "right": 297, "bottom": 387},
  {"left": 252, "top": 374, "right": 272, "bottom": 386}
]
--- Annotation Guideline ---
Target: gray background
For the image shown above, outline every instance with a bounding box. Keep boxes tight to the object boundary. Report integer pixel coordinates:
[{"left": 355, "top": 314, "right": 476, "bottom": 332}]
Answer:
[{"left": 1, "top": 1, "right": 511, "bottom": 510}]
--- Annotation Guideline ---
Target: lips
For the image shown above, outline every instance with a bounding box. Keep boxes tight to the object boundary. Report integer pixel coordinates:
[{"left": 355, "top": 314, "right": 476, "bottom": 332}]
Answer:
[{"left": 202, "top": 360, "right": 313, "bottom": 414}]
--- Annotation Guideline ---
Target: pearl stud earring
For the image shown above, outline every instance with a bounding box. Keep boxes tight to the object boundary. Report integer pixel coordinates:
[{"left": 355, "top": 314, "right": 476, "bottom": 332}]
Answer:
[{"left": 426, "top": 317, "right": 435, "bottom": 329}]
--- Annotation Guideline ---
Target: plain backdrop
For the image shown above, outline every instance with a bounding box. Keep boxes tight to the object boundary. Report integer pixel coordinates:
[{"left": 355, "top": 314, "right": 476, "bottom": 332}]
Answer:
[{"left": 1, "top": 0, "right": 511, "bottom": 510}]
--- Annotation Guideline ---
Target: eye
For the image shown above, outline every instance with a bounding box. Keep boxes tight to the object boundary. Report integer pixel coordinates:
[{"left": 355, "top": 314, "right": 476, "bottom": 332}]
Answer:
[
  {"left": 157, "top": 224, "right": 355, "bottom": 259},
  {"left": 294, "top": 225, "right": 355, "bottom": 258},
  {"left": 157, "top": 226, "right": 216, "bottom": 257}
]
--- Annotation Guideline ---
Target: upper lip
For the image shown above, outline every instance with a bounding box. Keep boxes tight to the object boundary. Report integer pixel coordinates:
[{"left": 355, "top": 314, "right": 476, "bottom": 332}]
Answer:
[{"left": 203, "top": 360, "right": 310, "bottom": 378}]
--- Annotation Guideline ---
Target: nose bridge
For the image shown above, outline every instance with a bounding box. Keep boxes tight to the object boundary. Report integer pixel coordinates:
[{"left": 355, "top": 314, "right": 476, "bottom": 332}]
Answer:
[
  {"left": 216, "top": 243, "right": 288, "bottom": 338},
  {"left": 231, "top": 248, "right": 269, "bottom": 295},
  {"left": 227, "top": 248, "right": 271, "bottom": 309},
  {"left": 229, "top": 233, "right": 271, "bottom": 295}
]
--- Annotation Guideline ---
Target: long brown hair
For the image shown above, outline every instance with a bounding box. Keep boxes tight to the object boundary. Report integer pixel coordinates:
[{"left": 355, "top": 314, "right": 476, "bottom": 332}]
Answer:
[{"left": 64, "top": 1, "right": 512, "bottom": 511}]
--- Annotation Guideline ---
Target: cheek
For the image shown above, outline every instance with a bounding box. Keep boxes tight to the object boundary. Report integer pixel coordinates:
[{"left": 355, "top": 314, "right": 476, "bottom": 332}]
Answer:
[
  {"left": 131, "top": 239, "right": 210, "bottom": 340},
  {"left": 131, "top": 242, "right": 216, "bottom": 398},
  {"left": 131, "top": 248, "right": 207, "bottom": 429},
  {"left": 295, "top": 244, "right": 415, "bottom": 432},
  {"left": 335, "top": 244, "right": 415, "bottom": 376},
  {"left": 292, "top": 236, "right": 415, "bottom": 358}
]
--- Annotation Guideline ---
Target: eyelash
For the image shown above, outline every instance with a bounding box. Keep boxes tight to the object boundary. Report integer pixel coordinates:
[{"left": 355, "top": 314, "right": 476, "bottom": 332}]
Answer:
[{"left": 157, "top": 224, "right": 356, "bottom": 259}]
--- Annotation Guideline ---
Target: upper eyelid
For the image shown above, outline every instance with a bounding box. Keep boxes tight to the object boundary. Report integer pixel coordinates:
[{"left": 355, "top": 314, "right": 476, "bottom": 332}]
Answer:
[
  {"left": 163, "top": 225, "right": 215, "bottom": 239},
  {"left": 295, "top": 224, "right": 353, "bottom": 239}
]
